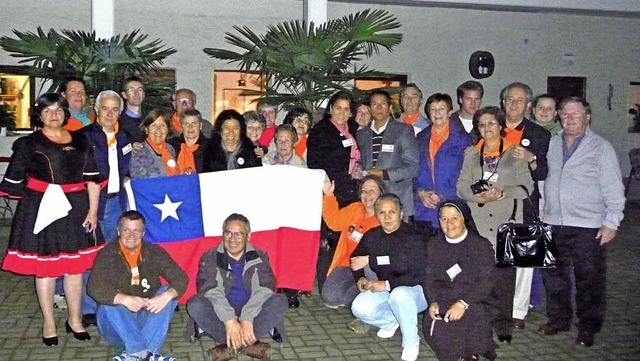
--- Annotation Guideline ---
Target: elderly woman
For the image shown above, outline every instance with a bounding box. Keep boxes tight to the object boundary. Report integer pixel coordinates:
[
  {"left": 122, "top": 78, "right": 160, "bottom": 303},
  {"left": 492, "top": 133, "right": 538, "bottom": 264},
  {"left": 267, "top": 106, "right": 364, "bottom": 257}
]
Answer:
[
  {"left": 282, "top": 107, "right": 312, "bottom": 161},
  {"left": 167, "top": 108, "right": 209, "bottom": 174},
  {"left": 203, "top": 110, "right": 262, "bottom": 171},
  {"left": 423, "top": 200, "right": 496, "bottom": 361},
  {"left": 456, "top": 106, "right": 533, "bottom": 343},
  {"left": 243, "top": 111, "right": 268, "bottom": 159},
  {"left": 262, "top": 124, "right": 307, "bottom": 307},
  {"left": 321, "top": 174, "right": 385, "bottom": 333},
  {"left": 0, "top": 93, "right": 104, "bottom": 346},
  {"left": 350, "top": 194, "right": 427, "bottom": 361},
  {"left": 262, "top": 124, "right": 306, "bottom": 167},
  {"left": 414, "top": 93, "right": 472, "bottom": 237},
  {"left": 130, "top": 110, "right": 179, "bottom": 178}
]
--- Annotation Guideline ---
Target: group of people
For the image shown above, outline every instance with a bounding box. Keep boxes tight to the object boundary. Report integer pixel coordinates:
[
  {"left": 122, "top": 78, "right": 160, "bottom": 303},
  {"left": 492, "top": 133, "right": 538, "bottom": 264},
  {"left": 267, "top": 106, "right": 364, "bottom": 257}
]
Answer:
[{"left": 0, "top": 75, "right": 626, "bottom": 361}]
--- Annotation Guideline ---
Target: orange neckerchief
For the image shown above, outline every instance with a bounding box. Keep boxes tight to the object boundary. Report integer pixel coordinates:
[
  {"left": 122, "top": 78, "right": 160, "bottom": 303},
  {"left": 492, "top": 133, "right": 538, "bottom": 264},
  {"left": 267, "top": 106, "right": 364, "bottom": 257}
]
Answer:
[
  {"left": 475, "top": 138, "right": 514, "bottom": 156},
  {"left": 504, "top": 127, "right": 523, "bottom": 145},
  {"left": 146, "top": 138, "right": 180, "bottom": 176},
  {"left": 119, "top": 242, "right": 141, "bottom": 286},
  {"left": 429, "top": 123, "right": 450, "bottom": 165},
  {"left": 106, "top": 122, "right": 120, "bottom": 148},
  {"left": 171, "top": 113, "right": 182, "bottom": 133},
  {"left": 294, "top": 134, "right": 308, "bottom": 159},
  {"left": 402, "top": 113, "right": 420, "bottom": 125},
  {"left": 177, "top": 142, "right": 200, "bottom": 173}
]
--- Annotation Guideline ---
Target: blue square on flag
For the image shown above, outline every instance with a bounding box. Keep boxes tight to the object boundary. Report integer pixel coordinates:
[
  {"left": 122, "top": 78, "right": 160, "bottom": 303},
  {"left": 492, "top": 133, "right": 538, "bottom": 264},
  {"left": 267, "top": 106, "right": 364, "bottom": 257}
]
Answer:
[{"left": 129, "top": 174, "right": 204, "bottom": 243}]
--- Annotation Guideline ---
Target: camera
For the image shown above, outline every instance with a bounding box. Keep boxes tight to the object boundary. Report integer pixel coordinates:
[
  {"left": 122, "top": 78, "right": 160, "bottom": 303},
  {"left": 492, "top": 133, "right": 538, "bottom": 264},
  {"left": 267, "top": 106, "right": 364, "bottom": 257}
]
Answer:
[{"left": 470, "top": 179, "right": 489, "bottom": 194}]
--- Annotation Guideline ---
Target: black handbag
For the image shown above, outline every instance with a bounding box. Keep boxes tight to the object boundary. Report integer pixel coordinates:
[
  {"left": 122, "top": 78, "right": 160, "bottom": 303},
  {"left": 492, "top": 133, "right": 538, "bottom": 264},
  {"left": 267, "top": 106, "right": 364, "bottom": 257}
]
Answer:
[{"left": 495, "top": 186, "right": 558, "bottom": 268}]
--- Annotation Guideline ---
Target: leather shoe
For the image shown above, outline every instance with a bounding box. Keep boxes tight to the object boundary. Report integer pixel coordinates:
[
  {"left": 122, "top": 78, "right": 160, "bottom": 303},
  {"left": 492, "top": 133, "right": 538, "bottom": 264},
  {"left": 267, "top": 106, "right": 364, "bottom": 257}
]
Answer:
[
  {"left": 538, "top": 323, "right": 569, "bottom": 335},
  {"left": 81, "top": 313, "right": 97, "bottom": 327},
  {"left": 42, "top": 336, "right": 58, "bottom": 347},
  {"left": 512, "top": 318, "right": 525, "bottom": 329},
  {"left": 497, "top": 334, "right": 512, "bottom": 343},
  {"left": 243, "top": 340, "right": 271, "bottom": 360},
  {"left": 65, "top": 320, "right": 91, "bottom": 341},
  {"left": 208, "top": 344, "right": 235, "bottom": 361},
  {"left": 576, "top": 330, "right": 594, "bottom": 347}
]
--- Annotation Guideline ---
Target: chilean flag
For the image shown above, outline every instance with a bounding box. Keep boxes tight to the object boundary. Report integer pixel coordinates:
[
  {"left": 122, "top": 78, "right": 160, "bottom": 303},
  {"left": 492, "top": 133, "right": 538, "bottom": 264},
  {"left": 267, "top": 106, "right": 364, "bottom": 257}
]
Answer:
[{"left": 126, "top": 166, "right": 324, "bottom": 303}]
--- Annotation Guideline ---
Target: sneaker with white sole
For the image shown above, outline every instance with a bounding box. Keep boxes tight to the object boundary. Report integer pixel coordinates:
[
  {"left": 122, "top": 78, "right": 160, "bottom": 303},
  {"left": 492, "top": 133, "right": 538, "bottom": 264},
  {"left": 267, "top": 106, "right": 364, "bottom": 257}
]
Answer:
[
  {"left": 111, "top": 352, "right": 127, "bottom": 361},
  {"left": 376, "top": 322, "right": 399, "bottom": 338},
  {"left": 150, "top": 353, "right": 177, "bottom": 361},
  {"left": 401, "top": 340, "right": 420, "bottom": 361}
]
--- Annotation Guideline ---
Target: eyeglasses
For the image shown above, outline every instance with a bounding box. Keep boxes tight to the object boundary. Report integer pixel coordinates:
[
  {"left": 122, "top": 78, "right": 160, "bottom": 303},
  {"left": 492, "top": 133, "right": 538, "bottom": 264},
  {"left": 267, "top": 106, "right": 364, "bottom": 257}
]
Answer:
[
  {"left": 429, "top": 107, "right": 448, "bottom": 114},
  {"left": 477, "top": 121, "right": 500, "bottom": 129},
  {"left": 559, "top": 111, "right": 585, "bottom": 119},
  {"left": 223, "top": 230, "right": 247, "bottom": 240},
  {"left": 360, "top": 189, "right": 380, "bottom": 196},
  {"left": 177, "top": 98, "right": 194, "bottom": 105}
]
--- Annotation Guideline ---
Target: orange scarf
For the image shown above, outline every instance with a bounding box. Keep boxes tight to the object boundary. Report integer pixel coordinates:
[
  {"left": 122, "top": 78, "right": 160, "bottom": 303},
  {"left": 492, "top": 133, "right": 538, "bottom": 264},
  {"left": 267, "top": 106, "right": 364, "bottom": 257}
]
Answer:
[
  {"left": 177, "top": 142, "right": 200, "bottom": 173},
  {"left": 171, "top": 113, "right": 182, "bottom": 133},
  {"left": 106, "top": 122, "right": 120, "bottom": 148},
  {"left": 146, "top": 138, "right": 180, "bottom": 176},
  {"left": 294, "top": 135, "right": 308, "bottom": 159},
  {"left": 402, "top": 113, "right": 420, "bottom": 125},
  {"left": 475, "top": 138, "right": 514, "bottom": 156},
  {"left": 504, "top": 127, "right": 523, "bottom": 145},
  {"left": 429, "top": 123, "right": 449, "bottom": 165},
  {"left": 119, "top": 242, "right": 141, "bottom": 286}
]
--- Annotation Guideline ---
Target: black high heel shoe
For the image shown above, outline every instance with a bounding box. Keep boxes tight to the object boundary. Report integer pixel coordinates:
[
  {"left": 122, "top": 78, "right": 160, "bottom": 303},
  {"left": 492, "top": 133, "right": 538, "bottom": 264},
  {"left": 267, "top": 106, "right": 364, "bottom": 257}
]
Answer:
[
  {"left": 65, "top": 321, "right": 91, "bottom": 341},
  {"left": 42, "top": 336, "right": 58, "bottom": 347}
]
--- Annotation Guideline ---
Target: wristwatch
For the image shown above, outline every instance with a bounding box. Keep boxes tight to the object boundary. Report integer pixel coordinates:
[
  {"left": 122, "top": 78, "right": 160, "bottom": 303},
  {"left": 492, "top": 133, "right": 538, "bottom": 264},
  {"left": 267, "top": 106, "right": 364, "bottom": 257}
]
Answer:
[
  {"left": 528, "top": 155, "right": 537, "bottom": 165},
  {"left": 458, "top": 299, "right": 469, "bottom": 309}
]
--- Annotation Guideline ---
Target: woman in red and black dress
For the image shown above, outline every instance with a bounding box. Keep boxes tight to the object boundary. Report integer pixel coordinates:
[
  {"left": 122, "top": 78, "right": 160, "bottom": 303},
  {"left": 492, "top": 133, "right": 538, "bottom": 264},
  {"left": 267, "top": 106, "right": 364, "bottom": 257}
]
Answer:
[{"left": 0, "top": 93, "right": 105, "bottom": 346}]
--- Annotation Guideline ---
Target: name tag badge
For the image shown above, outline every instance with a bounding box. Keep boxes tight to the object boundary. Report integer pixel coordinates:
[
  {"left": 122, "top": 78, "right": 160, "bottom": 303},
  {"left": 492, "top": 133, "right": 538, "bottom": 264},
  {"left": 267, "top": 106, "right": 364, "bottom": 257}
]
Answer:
[
  {"left": 446, "top": 263, "right": 462, "bottom": 281},
  {"left": 342, "top": 138, "right": 354, "bottom": 148},
  {"left": 483, "top": 171, "right": 498, "bottom": 183},
  {"left": 381, "top": 144, "right": 395, "bottom": 152},
  {"left": 131, "top": 266, "right": 139, "bottom": 277},
  {"left": 122, "top": 143, "right": 133, "bottom": 155},
  {"left": 377, "top": 255, "right": 390, "bottom": 265},
  {"left": 350, "top": 230, "right": 363, "bottom": 242}
]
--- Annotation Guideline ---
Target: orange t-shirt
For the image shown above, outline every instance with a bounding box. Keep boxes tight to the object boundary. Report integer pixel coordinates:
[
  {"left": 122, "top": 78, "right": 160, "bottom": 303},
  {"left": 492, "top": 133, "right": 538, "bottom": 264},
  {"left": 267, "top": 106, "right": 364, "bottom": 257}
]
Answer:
[
  {"left": 504, "top": 127, "right": 523, "bottom": 146},
  {"left": 119, "top": 242, "right": 141, "bottom": 286}
]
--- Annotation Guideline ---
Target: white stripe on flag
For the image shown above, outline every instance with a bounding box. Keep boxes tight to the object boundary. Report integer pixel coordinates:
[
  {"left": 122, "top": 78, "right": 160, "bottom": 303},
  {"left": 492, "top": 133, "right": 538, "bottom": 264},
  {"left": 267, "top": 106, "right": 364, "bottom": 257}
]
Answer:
[{"left": 199, "top": 166, "right": 325, "bottom": 236}]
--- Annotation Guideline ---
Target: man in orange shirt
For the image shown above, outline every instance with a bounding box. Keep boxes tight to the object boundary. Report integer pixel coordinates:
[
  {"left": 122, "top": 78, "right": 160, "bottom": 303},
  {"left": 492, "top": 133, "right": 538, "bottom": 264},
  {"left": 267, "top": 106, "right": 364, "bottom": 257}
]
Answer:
[
  {"left": 61, "top": 77, "right": 95, "bottom": 131},
  {"left": 398, "top": 83, "right": 430, "bottom": 135}
]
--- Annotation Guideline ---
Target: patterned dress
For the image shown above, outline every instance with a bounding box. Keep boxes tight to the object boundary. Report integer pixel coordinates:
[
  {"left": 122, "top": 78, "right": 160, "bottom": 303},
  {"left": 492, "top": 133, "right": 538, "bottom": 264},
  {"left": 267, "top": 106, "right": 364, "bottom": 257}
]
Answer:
[{"left": 0, "top": 131, "right": 105, "bottom": 277}]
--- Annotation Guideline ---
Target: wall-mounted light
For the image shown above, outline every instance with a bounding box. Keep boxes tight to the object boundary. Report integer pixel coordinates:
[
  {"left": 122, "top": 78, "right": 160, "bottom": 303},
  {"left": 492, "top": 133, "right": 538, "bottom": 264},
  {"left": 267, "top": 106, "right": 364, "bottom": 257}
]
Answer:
[{"left": 237, "top": 78, "right": 246, "bottom": 87}]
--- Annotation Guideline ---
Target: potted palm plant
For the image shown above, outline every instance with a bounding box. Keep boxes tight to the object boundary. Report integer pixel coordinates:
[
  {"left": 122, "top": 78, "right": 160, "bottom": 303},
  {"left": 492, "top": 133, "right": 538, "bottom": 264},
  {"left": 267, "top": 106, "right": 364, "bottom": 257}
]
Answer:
[
  {"left": 203, "top": 9, "right": 403, "bottom": 114},
  {"left": 0, "top": 27, "right": 177, "bottom": 112}
]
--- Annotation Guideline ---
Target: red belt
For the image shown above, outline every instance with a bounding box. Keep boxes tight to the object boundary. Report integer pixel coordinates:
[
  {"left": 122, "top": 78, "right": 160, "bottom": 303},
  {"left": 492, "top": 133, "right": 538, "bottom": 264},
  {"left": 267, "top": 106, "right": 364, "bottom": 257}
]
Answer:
[{"left": 26, "top": 178, "right": 86, "bottom": 193}]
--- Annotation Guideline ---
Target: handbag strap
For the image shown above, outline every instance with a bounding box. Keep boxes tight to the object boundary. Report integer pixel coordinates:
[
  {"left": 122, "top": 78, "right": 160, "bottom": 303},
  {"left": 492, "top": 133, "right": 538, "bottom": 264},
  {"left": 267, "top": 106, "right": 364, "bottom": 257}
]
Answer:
[{"left": 509, "top": 185, "right": 541, "bottom": 222}]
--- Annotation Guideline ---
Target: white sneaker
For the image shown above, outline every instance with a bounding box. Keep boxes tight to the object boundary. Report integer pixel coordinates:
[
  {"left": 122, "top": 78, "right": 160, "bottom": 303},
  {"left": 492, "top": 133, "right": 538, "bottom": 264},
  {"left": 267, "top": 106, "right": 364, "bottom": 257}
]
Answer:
[
  {"left": 401, "top": 340, "right": 420, "bottom": 361},
  {"left": 376, "top": 322, "right": 399, "bottom": 338}
]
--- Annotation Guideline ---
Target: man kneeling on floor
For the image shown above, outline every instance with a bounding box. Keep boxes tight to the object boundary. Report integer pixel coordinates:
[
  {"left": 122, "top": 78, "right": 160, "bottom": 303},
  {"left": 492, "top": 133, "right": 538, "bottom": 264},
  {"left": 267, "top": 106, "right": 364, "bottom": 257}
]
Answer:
[
  {"left": 187, "top": 213, "right": 288, "bottom": 361},
  {"left": 88, "top": 210, "right": 188, "bottom": 361}
]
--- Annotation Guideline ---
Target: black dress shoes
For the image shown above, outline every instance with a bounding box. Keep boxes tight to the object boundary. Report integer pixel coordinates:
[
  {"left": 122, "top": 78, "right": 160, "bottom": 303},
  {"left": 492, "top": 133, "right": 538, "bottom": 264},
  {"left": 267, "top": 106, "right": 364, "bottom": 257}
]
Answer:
[
  {"left": 512, "top": 318, "right": 525, "bottom": 329},
  {"left": 65, "top": 320, "right": 91, "bottom": 341},
  {"left": 497, "top": 334, "right": 512, "bottom": 343},
  {"left": 81, "top": 313, "right": 97, "bottom": 327},
  {"left": 576, "top": 330, "right": 595, "bottom": 347},
  {"left": 538, "top": 323, "right": 569, "bottom": 335},
  {"left": 42, "top": 336, "right": 58, "bottom": 347}
]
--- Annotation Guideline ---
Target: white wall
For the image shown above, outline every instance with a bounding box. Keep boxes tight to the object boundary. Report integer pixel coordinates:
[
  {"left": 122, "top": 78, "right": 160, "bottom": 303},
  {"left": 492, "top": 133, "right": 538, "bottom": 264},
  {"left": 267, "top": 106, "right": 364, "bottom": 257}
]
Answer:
[{"left": 0, "top": 0, "right": 639, "bottom": 174}]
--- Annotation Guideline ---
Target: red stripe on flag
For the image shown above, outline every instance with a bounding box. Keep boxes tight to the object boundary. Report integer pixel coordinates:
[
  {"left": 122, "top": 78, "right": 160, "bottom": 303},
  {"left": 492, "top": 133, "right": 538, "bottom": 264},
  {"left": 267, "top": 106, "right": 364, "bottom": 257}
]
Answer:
[{"left": 158, "top": 228, "right": 320, "bottom": 304}]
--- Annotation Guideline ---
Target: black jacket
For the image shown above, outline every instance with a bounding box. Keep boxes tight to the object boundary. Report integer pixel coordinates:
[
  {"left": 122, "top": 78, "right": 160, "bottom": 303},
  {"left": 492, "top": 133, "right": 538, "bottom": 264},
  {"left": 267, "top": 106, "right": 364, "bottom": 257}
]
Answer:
[
  {"left": 202, "top": 133, "right": 262, "bottom": 172},
  {"left": 307, "top": 117, "right": 359, "bottom": 207},
  {"left": 351, "top": 223, "right": 427, "bottom": 289},
  {"left": 167, "top": 133, "right": 210, "bottom": 173}
]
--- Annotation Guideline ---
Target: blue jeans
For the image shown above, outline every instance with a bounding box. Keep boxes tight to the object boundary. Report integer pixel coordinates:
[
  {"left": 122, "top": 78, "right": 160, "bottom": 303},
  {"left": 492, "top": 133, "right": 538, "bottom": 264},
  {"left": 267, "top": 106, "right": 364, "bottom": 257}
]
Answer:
[
  {"left": 351, "top": 285, "right": 427, "bottom": 347},
  {"left": 101, "top": 196, "right": 122, "bottom": 244},
  {"left": 97, "top": 285, "right": 177, "bottom": 356}
]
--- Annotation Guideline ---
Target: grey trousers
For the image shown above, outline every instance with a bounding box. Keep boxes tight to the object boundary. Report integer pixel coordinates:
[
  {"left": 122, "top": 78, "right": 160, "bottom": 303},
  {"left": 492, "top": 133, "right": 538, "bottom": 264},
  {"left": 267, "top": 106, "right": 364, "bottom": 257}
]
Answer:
[{"left": 186, "top": 293, "right": 288, "bottom": 345}]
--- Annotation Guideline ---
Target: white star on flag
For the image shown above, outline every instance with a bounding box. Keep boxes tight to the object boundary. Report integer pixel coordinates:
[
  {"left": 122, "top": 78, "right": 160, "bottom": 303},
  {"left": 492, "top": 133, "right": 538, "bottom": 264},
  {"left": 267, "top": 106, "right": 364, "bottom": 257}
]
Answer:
[{"left": 153, "top": 194, "right": 182, "bottom": 222}]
